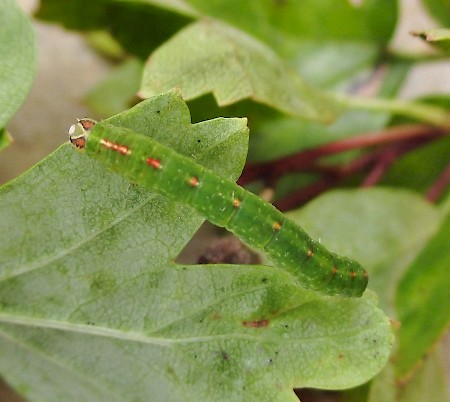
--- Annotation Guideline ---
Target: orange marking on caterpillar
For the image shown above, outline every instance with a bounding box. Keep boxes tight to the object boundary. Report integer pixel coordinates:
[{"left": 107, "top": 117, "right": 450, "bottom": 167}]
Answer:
[
  {"left": 100, "top": 138, "right": 111, "bottom": 147},
  {"left": 146, "top": 157, "right": 162, "bottom": 169},
  {"left": 100, "top": 138, "right": 130, "bottom": 155},
  {"left": 118, "top": 145, "right": 130, "bottom": 155},
  {"left": 350, "top": 271, "right": 356, "bottom": 279},
  {"left": 232, "top": 198, "right": 241, "bottom": 208},
  {"left": 188, "top": 176, "right": 199, "bottom": 187},
  {"left": 306, "top": 249, "right": 313, "bottom": 258},
  {"left": 272, "top": 221, "right": 282, "bottom": 231}
]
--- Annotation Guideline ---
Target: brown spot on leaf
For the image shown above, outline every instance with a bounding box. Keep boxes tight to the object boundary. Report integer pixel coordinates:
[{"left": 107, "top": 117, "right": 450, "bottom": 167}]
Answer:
[{"left": 242, "top": 319, "right": 269, "bottom": 328}]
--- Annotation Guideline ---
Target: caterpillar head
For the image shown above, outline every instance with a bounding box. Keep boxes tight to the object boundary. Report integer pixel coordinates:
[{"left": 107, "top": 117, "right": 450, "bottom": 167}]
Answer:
[{"left": 68, "top": 118, "right": 97, "bottom": 149}]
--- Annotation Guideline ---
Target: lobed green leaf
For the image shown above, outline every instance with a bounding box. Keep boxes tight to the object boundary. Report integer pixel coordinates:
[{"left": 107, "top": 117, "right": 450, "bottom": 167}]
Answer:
[
  {"left": 0, "top": 91, "right": 392, "bottom": 401},
  {"left": 140, "top": 20, "right": 339, "bottom": 122}
]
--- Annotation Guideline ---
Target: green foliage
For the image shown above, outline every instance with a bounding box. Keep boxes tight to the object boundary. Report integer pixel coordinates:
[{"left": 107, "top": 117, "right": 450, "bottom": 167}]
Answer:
[
  {"left": 2, "top": 0, "right": 450, "bottom": 400},
  {"left": 140, "top": 20, "right": 338, "bottom": 122},
  {"left": 0, "top": 91, "right": 391, "bottom": 401},
  {"left": 0, "top": 0, "right": 36, "bottom": 130}
]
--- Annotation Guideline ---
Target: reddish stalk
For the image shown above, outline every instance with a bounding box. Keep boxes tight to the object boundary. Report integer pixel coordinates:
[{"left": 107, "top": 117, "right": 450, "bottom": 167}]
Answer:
[
  {"left": 239, "top": 124, "right": 447, "bottom": 186},
  {"left": 272, "top": 136, "right": 441, "bottom": 211},
  {"left": 361, "top": 138, "right": 429, "bottom": 187},
  {"left": 426, "top": 161, "right": 450, "bottom": 202},
  {"left": 274, "top": 152, "right": 379, "bottom": 211}
]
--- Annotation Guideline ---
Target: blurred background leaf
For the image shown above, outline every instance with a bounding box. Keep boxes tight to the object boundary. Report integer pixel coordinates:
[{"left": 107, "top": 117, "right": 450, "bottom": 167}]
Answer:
[{"left": 0, "top": 0, "right": 36, "bottom": 131}]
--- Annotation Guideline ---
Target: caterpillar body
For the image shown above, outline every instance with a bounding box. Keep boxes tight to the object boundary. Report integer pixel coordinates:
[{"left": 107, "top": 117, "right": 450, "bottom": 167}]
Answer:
[{"left": 69, "top": 118, "right": 368, "bottom": 297}]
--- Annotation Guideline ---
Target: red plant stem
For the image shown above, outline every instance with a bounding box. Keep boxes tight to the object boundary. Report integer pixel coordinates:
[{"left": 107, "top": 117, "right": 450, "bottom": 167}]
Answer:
[
  {"left": 362, "top": 149, "right": 398, "bottom": 187},
  {"left": 426, "top": 161, "right": 450, "bottom": 202},
  {"left": 239, "top": 124, "right": 448, "bottom": 185},
  {"left": 273, "top": 138, "right": 433, "bottom": 211},
  {"left": 273, "top": 152, "right": 379, "bottom": 211},
  {"left": 361, "top": 139, "right": 427, "bottom": 187},
  {"left": 274, "top": 178, "right": 335, "bottom": 211}
]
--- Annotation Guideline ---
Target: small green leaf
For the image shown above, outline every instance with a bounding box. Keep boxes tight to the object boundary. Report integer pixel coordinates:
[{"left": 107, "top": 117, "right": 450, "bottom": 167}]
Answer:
[
  {"left": 412, "top": 28, "right": 450, "bottom": 53},
  {"left": 0, "top": 0, "right": 36, "bottom": 127},
  {"left": 85, "top": 30, "right": 128, "bottom": 60},
  {"left": 140, "top": 20, "right": 339, "bottom": 122},
  {"left": 396, "top": 204, "right": 450, "bottom": 376},
  {"left": 0, "top": 91, "right": 392, "bottom": 400},
  {"left": 0, "top": 128, "right": 12, "bottom": 152}
]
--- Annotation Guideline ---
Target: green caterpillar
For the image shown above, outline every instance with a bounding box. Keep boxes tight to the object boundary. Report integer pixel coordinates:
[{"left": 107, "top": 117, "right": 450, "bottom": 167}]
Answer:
[{"left": 69, "top": 118, "right": 368, "bottom": 297}]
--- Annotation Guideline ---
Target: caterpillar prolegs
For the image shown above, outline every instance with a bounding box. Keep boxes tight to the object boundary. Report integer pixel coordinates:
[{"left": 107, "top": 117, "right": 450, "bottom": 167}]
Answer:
[{"left": 69, "top": 118, "right": 368, "bottom": 297}]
